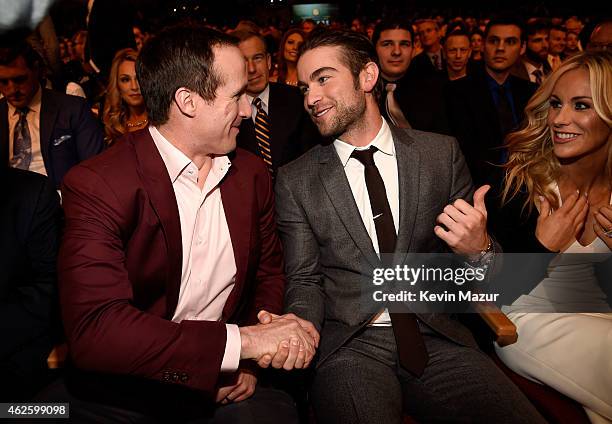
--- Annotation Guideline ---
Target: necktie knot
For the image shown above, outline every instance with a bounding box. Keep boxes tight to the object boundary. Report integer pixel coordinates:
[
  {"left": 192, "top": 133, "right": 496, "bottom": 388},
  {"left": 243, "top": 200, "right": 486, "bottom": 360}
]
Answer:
[
  {"left": 351, "top": 146, "right": 377, "bottom": 167},
  {"left": 17, "top": 107, "right": 29, "bottom": 118},
  {"left": 385, "top": 83, "right": 397, "bottom": 93},
  {"left": 253, "top": 97, "right": 264, "bottom": 112}
]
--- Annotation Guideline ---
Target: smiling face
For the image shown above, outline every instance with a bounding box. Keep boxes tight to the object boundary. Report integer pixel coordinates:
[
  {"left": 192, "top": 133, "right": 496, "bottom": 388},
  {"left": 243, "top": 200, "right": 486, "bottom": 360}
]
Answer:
[
  {"left": 548, "top": 68, "right": 611, "bottom": 162},
  {"left": 297, "top": 45, "right": 367, "bottom": 139},
  {"left": 117, "top": 59, "right": 144, "bottom": 108},
  {"left": 284, "top": 33, "right": 304, "bottom": 63},
  {"left": 238, "top": 36, "right": 271, "bottom": 96},
  {"left": 375, "top": 29, "right": 413, "bottom": 81},
  {"left": 549, "top": 29, "right": 566, "bottom": 55},
  {"left": 194, "top": 46, "right": 251, "bottom": 155}
]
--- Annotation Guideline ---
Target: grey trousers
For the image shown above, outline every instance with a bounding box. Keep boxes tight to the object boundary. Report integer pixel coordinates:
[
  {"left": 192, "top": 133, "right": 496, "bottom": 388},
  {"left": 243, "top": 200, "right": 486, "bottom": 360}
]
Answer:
[{"left": 310, "top": 326, "right": 546, "bottom": 424}]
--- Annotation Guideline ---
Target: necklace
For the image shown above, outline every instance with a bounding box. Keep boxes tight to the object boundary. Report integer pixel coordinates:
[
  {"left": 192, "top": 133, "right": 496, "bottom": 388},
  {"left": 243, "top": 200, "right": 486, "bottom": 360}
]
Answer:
[{"left": 126, "top": 118, "right": 148, "bottom": 128}]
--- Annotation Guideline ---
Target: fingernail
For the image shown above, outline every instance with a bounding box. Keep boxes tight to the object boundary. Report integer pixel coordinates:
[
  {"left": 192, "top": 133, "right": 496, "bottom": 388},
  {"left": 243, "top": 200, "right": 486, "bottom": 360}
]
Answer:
[
  {"left": 291, "top": 339, "right": 299, "bottom": 346},
  {"left": 281, "top": 341, "right": 289, "bottom": 348}
]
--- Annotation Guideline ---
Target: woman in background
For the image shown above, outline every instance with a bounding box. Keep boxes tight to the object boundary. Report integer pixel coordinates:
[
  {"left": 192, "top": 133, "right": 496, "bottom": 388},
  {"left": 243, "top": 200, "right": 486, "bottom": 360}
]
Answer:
[
  {"left": 270, "top": 28, "right": 305, "bottom": 87},
  {"left": 102, "top": 48, "right": 148, "bottom": 143},
  {"left": 492, "top": 51, "right": 612, "bottom": 424}
]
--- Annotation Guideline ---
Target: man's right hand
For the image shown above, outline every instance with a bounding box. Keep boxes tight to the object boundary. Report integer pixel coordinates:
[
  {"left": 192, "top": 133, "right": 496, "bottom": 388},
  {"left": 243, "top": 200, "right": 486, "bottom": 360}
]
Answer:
[{"left": 239, "top": 314, "right": 317, "bottom": 370}]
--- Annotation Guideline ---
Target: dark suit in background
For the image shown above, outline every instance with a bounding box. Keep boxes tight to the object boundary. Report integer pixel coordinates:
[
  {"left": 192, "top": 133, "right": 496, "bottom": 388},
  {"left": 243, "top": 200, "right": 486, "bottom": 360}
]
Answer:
[
  {"left": 237, "top": 82, "right": 323, "bottom": 174},
  {"left": 392, "top": 72, "right": 450, "bottom": 135},
  {"left": 407, "top": 51, "right": 446, "bottom": 80},
  {"left": 1, "top": 88, "right": 105, "bottom": 188},
  {"left": 445, "top": 68, "right": 537, "bottom": 186},
  {"left": 0, "top": 168, "right": 61, "bottom": 401}
]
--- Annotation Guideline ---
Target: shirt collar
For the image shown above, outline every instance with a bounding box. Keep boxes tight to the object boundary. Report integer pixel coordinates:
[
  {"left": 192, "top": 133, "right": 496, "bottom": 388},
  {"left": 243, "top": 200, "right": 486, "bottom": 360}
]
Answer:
[
  {"left": 247, "top": 84, "right": 270, "bottom": 110},
  {"left": 485, "top": 72, "right": 512, "bottom": 91},
  {"left": 149, "top": 126, "right": 232, "bottom": 185},
  {"left": 8, "top": 84, "right": 42, "bottom": 116},
  {"left": 333, "top": 118, "right": 395, "bottom": 167}
]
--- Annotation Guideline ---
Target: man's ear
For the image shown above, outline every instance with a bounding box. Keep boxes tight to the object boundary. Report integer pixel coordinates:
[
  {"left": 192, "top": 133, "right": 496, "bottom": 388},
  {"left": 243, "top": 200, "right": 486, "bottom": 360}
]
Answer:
[
  {"left": 520, "top": 42, "right": 527, "bottom": 56},
  {"left": 267, "top": 53, "right": 272, "bottom": 71},
  {"left": 361, "top": 61, "right": 379, "bottom": 93},
  {"left": 173, "top": 87, "right": 196, "bottom": 118}
]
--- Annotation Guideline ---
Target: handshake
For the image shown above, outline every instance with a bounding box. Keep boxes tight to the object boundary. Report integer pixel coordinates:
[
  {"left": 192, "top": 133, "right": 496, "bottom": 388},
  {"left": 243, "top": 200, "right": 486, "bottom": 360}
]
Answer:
[{"left": 239, "top": 311, "right": 319, "bottom": 370}]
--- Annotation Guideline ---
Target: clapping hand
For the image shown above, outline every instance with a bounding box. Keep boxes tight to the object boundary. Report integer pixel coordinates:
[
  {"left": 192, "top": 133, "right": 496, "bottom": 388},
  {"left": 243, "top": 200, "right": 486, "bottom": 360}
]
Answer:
[
  {"left": 536, "top": 191, "right": 588, "bottom": 251},
  {"left": 594, "top": 205, "right": 612, "bottom": 250},
  {"left": 434, "top": 185, "right": 491, "bottom": 258}
]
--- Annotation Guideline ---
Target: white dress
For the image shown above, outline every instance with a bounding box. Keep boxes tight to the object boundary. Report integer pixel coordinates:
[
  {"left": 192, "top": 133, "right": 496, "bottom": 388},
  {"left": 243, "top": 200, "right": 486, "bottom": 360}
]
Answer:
[{"left": 495, "top": 186, "right": 612, "bottom": 424}]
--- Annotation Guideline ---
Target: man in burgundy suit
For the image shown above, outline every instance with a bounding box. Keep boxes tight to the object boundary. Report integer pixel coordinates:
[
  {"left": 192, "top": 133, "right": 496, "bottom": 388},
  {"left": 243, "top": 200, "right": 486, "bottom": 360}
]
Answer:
[{"left": 48, "top": 24, "right": 318, "bottom": 423}]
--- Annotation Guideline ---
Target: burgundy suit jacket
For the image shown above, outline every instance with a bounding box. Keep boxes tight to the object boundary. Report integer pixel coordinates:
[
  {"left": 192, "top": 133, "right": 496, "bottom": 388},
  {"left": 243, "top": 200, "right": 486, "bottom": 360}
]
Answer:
[{"left": 58, "top": 128, "right": 285, "bottom": 395}]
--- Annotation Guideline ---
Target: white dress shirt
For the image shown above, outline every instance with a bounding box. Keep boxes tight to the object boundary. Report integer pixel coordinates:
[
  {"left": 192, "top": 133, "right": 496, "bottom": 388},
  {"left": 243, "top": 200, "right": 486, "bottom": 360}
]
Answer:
[
  {"left": 150, "top": 126, "right": 241, "bottom": 372},
  {"left": 333, "top": 118, "right": 398, "bottom": 326},
  {"left": 247, "top": 84, "right": 270, "bottom": 124},
  {"left": 7, "top": 85, "right": 46, "bottom": 176}
]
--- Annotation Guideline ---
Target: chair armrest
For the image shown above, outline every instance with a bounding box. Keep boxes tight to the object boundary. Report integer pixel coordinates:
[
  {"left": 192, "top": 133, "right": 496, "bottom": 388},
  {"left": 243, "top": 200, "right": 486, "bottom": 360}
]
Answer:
[
  {"left": 473, "top": 302, "right": 518, "bottom": 347},
  {"left": 47, "top": 343, "right": 68, "bottom": 369}
]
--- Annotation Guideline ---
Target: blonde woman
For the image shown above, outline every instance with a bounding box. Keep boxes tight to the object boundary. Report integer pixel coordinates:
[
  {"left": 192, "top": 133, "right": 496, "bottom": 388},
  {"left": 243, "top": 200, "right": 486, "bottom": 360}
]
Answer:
[
  {"left": 492, "top": 51, "right": 612, "bottom": 424},
  {"left": 102, "top": 48, "right": 148, "bottom": 143}
]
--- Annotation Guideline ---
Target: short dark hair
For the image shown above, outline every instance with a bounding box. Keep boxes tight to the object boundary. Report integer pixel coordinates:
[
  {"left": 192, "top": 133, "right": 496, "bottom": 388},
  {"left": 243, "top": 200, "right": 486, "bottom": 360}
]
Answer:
[
  {"left": 484, "top": 16, "right": 525, "bottom": 43},
  {"left": 550, "top": 24, "right": 567, "bottom": 34},
  {"left": 0, "top": 36, "right": 42, "bottom": 69},
  {"left": 136, "top": 23, "right": 238, "bottom": 126},
  {"left": 299, "top": 28, "right": 382, "bottom": 100},
  {"left": 525, "top": 19, "right": 550, "bottom": 39},
  {"left": 445, "top": 29, "right": 471, "bottom": 44},
  {"left": 371, "top": 18, "right": 414, "bottom": 47}
]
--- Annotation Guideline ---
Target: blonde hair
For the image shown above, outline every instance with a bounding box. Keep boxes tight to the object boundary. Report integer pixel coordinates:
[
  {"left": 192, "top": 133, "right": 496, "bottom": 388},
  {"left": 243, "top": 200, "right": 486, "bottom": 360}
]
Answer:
[
  {"left": 102, "top": 48, "right": 139, "bottom": 141},
  {"left": 502, "top": 50, "right": 612, "bottom": 213}
]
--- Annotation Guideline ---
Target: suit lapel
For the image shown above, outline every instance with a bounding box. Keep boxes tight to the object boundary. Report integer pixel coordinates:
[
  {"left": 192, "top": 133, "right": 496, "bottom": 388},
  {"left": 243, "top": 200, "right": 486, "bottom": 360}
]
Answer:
[
  {"left": 391, "top": 127, "right": 421, "bottom": 261},
  {"left": 267, "top": 84, "right": 285, "bottom": 168},
  {"left": 219, "top": 162, "right": 250, "bottom": 320},
  {"left": 39, "top": 89, "right": 59, "bottom": 179},
  {"left": 318, "top": 144, "right": 380, "bottom": 268},
  {"left": 133, "top": 130, "right": 183, "bottom": 318}
]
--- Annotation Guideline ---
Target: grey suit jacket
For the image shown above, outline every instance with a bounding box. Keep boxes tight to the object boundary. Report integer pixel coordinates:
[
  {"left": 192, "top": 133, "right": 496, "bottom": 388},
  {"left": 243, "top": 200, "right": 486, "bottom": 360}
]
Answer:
[{"left": 275, "top": 125, "right": 480, "bottom": 367}]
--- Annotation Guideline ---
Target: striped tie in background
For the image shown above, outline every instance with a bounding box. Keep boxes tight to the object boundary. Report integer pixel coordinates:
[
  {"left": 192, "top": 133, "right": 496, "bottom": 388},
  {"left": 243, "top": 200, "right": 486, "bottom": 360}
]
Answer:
[{"left": 253, "top": 98, "right": 273, "bottom": 174}]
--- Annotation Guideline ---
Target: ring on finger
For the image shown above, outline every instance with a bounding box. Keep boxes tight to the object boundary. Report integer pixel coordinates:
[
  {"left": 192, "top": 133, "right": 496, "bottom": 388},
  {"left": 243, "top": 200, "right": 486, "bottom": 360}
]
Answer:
[{"left": 604, "top": 228, "right": 612, "bottom": 238}]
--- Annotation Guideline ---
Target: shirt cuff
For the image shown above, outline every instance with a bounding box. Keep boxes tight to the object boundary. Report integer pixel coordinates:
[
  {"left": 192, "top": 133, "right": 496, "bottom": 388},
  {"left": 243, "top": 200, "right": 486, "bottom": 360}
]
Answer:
[{"left": 220, "top": 324, "right": 241, "bottom": 372}]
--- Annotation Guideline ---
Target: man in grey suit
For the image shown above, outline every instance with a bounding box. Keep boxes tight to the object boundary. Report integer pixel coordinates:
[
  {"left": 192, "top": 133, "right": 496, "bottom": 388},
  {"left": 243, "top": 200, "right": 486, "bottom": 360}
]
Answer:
[{"left": 272, "top": 29, "right": 545, "bottom": 423}]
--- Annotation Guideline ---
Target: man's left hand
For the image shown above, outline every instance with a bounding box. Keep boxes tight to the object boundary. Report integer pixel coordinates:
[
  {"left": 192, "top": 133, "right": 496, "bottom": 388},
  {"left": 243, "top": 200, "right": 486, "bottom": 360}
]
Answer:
[
  {"left": 434, "top": 185, "right": 490, "bottom": 257},
  {"left": 215, "top": 369, "right": 257, "bottom": 404}
]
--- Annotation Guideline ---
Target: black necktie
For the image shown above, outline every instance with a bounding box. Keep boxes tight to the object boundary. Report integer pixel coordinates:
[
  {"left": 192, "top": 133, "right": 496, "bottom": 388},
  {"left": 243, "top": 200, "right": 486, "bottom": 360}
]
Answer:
[
  {"left": 351, "top": 146, "right": 429, "bottom": 376},
  {"left": 253, "top": 98, "right": 273, "bottom": 174},
  {"left": 11, "top": 108, "right": 32, "bottom": 170}
]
